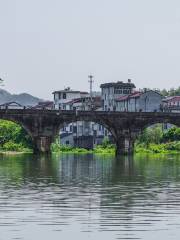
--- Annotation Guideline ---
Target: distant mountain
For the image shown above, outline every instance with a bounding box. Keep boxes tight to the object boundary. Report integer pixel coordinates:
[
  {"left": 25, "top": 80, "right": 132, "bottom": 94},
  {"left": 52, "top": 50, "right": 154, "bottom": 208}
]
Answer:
[{"left": 0, "top": 89, "right": 43, "bottom": 106}]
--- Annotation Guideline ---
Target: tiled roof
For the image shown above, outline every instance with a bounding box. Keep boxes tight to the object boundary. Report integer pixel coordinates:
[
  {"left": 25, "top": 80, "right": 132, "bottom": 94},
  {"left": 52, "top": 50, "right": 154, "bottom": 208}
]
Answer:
[
  {"left": 163, "top": 96, "right": 180, "bottom": 103},
  {"left": 115, "top": 92, "right": 141, "bottom": 102},
  {"left": 115, "top": 90, "right": 162, "bottom": 102}
]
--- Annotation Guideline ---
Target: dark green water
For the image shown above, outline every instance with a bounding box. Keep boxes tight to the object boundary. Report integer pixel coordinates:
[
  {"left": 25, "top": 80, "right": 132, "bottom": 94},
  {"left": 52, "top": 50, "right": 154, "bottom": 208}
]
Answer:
[{"left": 0, "top": 153, "right": 180, "bottom": 240}]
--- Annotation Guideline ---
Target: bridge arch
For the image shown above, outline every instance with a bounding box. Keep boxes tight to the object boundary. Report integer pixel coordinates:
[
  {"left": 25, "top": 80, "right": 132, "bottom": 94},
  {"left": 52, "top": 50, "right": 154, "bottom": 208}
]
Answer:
[
  {"left": 0, "top": 117, "right": 33, "bottom": 139},
  {"left": 56, "top": 118, "right": 115, "bottom": 150},
  {"left": 140, "top": 120, "right": 180, "bottom": 132}
]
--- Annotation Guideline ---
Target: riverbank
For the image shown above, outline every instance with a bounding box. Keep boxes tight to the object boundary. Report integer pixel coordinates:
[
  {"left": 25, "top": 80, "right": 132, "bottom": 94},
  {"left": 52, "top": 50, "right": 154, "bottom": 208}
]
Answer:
[
  {"left": 51, "top": 141, "right": 180, "bottom": 154},
  {"left": 0, "top": 142, "right": 180, "bottom": 155},
  {"left": 135, "top": 141, "right": 180, "bottom": 154}
]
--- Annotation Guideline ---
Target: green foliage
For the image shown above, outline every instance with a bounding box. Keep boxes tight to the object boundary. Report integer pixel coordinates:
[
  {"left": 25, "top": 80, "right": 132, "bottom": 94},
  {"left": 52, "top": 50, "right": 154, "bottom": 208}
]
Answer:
[
  {"left": 51, "top": 141, "right": 91, "bottom": 153},
  {"left": 136, "top": 142, "right": 180, "bottom": 154},
  {"left": 1, "top": 141, "right": 31, "bottom": 152},
  {"left": 160, "top": 87, "right": 180, "bottom": 96},
  {"left": 94, "top": 145, "right": 115, "bottom": 154},
  {"left": 162, "top": 127, "right": 180, "bottom": 142},
  {"left": 0, "top": 120, "right": 32, "bottom": 151},
  {"left": 101, "top": 137, "right": 114, "bottom": 149},
  {"left": 136, "top": 124, "right": 180, "bottom": 153},
  {"left": 51, "top": 138, "right": 115, "bottom": 154},
  {"left": 137, "top": 124, "right": 163, "bottom": 147}
]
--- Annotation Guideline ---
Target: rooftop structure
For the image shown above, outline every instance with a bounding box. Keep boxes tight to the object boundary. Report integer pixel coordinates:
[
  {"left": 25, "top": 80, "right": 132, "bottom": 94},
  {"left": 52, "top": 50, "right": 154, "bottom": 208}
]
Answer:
[
  {"left": 100, "top": 80, "right": 136, "bottom": 90},
  {"left": 100, "top": 79, "right": 136, "bottom": 111}
]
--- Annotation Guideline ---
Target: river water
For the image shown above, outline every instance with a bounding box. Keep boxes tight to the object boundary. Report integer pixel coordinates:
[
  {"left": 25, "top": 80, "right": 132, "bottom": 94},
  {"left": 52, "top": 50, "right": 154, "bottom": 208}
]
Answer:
[{"left": 0, "top": 153, "right": 180, "bottom": 240}]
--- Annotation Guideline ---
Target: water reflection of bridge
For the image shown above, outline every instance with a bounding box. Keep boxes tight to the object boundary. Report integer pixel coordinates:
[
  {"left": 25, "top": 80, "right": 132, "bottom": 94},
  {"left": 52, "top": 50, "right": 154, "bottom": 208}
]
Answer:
[{"left": 0, "top": 109, "right": 180, "bottom": 155}]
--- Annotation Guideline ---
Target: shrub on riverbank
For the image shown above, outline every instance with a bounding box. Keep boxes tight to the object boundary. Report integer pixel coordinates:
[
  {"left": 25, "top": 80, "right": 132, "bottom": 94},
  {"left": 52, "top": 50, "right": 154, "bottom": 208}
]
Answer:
[
  {"left": 51, "top": 141, "right": 91, "bottom": 153},
  {"left": 135, "top": 141, "right": 180, "bottom": 153},
  {"left": 51, "top": 140, "right": 116, "bottom": 154},
  {"left": 0, "top": 120, "right": 32, "bottom": 152},
  {"left": 0, "top": 141, "right": 32, "bottom": 152}
]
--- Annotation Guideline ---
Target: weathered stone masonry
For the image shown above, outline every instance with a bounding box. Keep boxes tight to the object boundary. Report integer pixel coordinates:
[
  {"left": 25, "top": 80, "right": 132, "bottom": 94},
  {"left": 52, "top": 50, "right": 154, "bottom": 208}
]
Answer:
[{"left": 0, "top": 109, "right": 180, "bottom": 155}]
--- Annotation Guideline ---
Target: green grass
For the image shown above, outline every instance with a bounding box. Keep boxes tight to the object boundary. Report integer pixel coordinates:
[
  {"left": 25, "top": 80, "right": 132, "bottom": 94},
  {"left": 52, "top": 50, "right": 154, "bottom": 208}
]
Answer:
[
  {"left": 0, "top": 141, "right": 32, "bottom": 153},
  {"left": 51, "top": 142, "right": 116, "bottom": 154},
  {"left": 51, "top": 141, "right": 180, "bottom": 155},
  {"left": 135, "top": 141, "right": 180, "bottom": 154}
]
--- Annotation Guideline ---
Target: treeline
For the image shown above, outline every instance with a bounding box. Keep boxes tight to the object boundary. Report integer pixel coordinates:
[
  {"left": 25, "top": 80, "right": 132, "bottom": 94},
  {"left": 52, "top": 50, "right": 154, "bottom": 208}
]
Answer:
[
  {"left": 160, "top": 87, "right": 180, "bottom": 96},
  {"left": 143, "top": 87, "right": 180, "bottom": 96},
  {"left": 137, "top": 125, "right": 180, "bottom": 146},
  {"left": 136, "top": 125, "right": 180, "bottom": 153},
  {"left": 0, "top": 120, "right": 32, "bottom": 152}
]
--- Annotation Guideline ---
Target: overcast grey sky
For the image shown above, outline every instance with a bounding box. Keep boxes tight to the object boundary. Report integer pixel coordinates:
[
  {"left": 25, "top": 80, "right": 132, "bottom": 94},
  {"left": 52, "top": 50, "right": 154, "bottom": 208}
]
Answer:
[{"left": 0, "top": 0, "right": 180, "bottom": 100}]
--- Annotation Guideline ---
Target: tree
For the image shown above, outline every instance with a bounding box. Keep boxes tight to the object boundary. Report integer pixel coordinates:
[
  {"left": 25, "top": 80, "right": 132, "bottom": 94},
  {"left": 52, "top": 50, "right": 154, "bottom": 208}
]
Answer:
[
  {"left": 0, "top": 120, "right": 32, "bottom": 148},
  {"left": 162, "top": 127, "right": 180, "bottom": 142},
  {"left": 137, "top": 124, "right": 163, "bottom": 147}
]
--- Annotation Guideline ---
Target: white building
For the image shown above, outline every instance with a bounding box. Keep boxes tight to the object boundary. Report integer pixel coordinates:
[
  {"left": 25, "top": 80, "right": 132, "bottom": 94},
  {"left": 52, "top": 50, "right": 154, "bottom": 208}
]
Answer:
[
  {"left": 53, "top": 88, "right": 89, "bottom": 110},
  {"left": 100, "top": 80, "right": 136, "bottom": 111}
]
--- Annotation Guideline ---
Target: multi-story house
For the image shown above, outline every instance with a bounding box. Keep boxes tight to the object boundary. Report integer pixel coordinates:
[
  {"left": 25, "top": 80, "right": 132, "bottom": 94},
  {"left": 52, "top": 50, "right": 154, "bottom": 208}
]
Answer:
[
  {"left": 53, "top": 87, "right": 89, "bottom": 110},
  {"left": 162, "top": 96, "right": 180, "bottom": 112},
  {"left": 100, "top": 80, "right": 162, "bottom": 112},
  {"left": 100, "top": 79, "right": 136, "bottom": 111},
  {"left": 115, "top": 90, "right": 163, "bottom": 112}
]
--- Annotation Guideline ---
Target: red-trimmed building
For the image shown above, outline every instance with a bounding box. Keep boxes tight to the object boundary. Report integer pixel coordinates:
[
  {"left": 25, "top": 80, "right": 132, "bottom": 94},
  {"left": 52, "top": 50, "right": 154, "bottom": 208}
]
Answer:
[
  {"left": 162, "top": 96, "right": 180, "bottom": 112},
  {"left": 115, "top": 90, "right": 163, "bottom": 112}
]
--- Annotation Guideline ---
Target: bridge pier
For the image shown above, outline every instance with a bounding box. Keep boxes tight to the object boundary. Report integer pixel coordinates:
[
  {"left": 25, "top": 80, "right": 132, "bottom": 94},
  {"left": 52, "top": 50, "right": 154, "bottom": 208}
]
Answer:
[
  {"left": 115, "top": 136, "right": 135, "bottom": 156},
  {"left": 33, "top": 136, "right": 53, "bottom": 154}
]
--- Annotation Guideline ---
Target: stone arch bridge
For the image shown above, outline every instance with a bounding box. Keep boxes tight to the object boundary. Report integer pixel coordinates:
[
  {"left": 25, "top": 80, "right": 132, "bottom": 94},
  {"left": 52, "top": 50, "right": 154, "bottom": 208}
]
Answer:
[{"left": 0, "top": 109, "right": 180, "bottom": 155}]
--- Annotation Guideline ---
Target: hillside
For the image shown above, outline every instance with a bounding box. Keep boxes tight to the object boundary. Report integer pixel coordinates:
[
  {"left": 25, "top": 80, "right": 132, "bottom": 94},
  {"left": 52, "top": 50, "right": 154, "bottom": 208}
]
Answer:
[{"left": 0, "top": 89, "right": 42, "bottom": 106}]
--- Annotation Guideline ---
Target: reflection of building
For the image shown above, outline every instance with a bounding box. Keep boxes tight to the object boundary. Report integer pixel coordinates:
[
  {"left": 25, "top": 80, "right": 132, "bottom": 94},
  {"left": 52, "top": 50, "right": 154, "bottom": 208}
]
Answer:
[
  {"left": 52, "top": 88, "right": 110, "bottom": 149},
  {"left": 162, "top": 96, "right": 180, "bottom": 112}
]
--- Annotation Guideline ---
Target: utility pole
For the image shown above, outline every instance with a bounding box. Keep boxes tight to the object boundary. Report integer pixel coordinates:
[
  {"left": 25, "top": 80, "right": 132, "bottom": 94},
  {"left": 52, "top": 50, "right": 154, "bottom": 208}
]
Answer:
[{"left": 88, "top": 75, "right": 94, "bottom": 109}]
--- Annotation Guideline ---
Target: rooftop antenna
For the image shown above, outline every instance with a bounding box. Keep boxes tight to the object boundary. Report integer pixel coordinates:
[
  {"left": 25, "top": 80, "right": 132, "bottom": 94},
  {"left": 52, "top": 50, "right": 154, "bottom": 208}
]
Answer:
[
  {"left": 88, "top": 75, "right": 94, "bottom": 108},
  {"left": 88, "top": 75, "right": 94, "bottom": 98}
]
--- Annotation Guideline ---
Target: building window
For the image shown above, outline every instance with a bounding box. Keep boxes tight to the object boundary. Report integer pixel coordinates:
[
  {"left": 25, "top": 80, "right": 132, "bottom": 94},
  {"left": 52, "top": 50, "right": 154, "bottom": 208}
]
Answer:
[
  {"left": 63, "top": 105, "right": 66, "bottom": 110},
  {"left": 58, "top": 93, "right": 61, "bottom": 99},
  {"left": 73, "top": 126, "right": 77, "bottom": 133},
  {"left": 63, "top": 93, "right": 66, "bottom": 99},
  {"left": 70, "top": 125, "right": 73, "bottom": 132}
]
